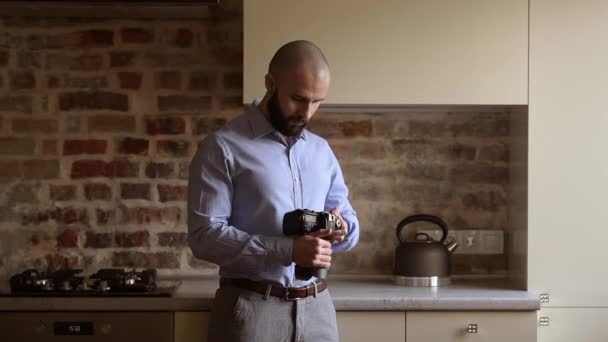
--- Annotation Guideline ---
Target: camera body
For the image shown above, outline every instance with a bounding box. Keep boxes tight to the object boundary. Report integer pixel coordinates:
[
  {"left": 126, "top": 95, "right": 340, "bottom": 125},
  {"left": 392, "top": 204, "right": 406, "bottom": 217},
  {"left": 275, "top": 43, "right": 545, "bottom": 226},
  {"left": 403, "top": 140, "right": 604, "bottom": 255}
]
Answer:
[
  {"left": 283, "top": 209, "right": 342, "bottom": 237},
  {"left": 283, "top": 209, "right": 343, "bottom": 280}
]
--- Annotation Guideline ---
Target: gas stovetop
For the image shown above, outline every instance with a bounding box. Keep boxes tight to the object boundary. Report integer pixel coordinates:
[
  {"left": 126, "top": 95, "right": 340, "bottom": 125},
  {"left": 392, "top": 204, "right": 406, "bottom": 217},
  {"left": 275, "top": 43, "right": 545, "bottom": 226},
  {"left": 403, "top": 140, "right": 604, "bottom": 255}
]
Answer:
[{"left": 7, "top": 268, "right": 175, "bottom": 297}]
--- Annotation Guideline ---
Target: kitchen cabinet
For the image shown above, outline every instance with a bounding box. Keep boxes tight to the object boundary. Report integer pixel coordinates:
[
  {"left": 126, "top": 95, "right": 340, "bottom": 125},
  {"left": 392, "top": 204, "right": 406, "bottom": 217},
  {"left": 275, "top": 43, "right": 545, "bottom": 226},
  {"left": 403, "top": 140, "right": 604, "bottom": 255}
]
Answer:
[
  {"left": 537, "top": 308, "right": 608, "bottom": 342},
  {"left": 337, "top": 312, "right": 406, "bottom": 342},
  {"left": 244, "top": 0, "right": 528, "bottom": 105},
  {"left": 406, "top": 311, "right": 537, "bottom": 342},
  {"left": 174, "top": 312, "right": 209, "bottom": 342},
  {"left": 529, "top": 0, "right": 608, "bottom": 308},
  {"left": 529, "top": 0, "right": 608, "bottom": 340}
]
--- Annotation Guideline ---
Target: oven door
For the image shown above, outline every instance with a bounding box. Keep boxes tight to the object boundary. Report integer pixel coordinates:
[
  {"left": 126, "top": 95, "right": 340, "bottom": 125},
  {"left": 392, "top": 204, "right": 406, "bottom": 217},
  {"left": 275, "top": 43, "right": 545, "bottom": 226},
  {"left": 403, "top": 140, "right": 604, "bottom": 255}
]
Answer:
[{"left": 0, "top": 312, "right": 173, "bottom": 341}]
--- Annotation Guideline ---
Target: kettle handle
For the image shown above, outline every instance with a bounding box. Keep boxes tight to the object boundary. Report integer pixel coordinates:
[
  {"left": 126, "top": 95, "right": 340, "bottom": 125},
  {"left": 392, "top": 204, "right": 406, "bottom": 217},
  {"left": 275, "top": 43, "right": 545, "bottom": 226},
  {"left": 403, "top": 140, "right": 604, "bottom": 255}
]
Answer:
[{"left": 396, "top": 214, "right": 448, "bottom": 244}]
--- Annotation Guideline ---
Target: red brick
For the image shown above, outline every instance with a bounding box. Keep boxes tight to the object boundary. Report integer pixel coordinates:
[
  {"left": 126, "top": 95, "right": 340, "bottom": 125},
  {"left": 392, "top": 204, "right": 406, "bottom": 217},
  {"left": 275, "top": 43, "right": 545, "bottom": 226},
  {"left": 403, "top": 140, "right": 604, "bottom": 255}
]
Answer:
[
  {"left": 63, "top": 139, "right": 107, "bottom": 155},
  {"left": 115, "top": 230, "right": 150, "bottom": 247},
  {"left": 23, "top": 160, "right": 59, "bottom": 179},
  {"left": 339, "top": 121, "right": 372, "bottom": 137},
  {"left": 70, "top": 160, "right": 107, "bottom": 178},
  {"left": 223, "top": 71, "right": 242, "bottom": 90},
  {"left": 118, "top": 206, "right": 181, "bottom": 225},
  {"left": 155, "top": 70, "right": 181, "bottom": 89},
  {"left": 478, "top": 145, "right": 510, "bottom": 162},
  {"left": 112, "top": 251, "right": 179, "bottom": 269},
  {"left": 17, "top": 51, "right": 41, "bottom": 68},
  {"left": 57, "top": 228, "right": 78, "bottom": 248},
  {"left": 72, "top": 54, "right": 103, "bottom": 71},
  {"left": 59, "top": 92, "right": 128, "bottom": 112},
  {"left": 117, "top": 137, "right": 148, "bottom": 155},
  {"left": 189, "top": 71, "right": 216, "bottom": 91},
  {"left": 108, "top": 160, "right": 139, "bottom": 178},
  {"left": 120, "top": 183, "right": 150, "bottom": 200},
  {"left": 84, "top": 183, "right": 112, "bottom": 200},
  {"left": 0, "top": 50, "right": 8, "bottom": 66},
  {"left": 193, "top": 117, "right": 226, "bottom": 135},
  {"left": 0, "top": 161, "right": 21, "bottom": 178},
  {"left": 174, "top": 28, "right": 193, "bottom": 48},
  {"left": 85, "top": 232, "right": 112, "bottom": 248},
  {"left": 0, "top": 95, "right": 33, "bottom": 114},
  {"left": 0, "top": 138, "right": 35, "bottom": 155},
  {"left": 145, "top": 116, "right": 185, "bottom": 135},
  {"left": 110, "top": 51, "right": 136, "bottom": 67},
  {"left": 158, "top": 184, "right": 187, "bottom": 202},
  {"left": 21, "top": 207, "right": 88, "bottom": 225},
  {"left": 145, "top": 162, "right": 174, "bottom": 178},
  {"left": 10, "top": 71, "right": 36, "bottom": 89},
  {"left": 54, "top": 207, "right": 88, "bottom": 225},
  {"left": 96, "top": 209, "right": 115, "bottom": 225},
  {"left": 157, "top": 232, "right": 187, "bottom": 247},
  {"left": 42, "top": 140, "right": 58, "bottom": 155},
  {"left": 462, "top": 191, "right": 508, "bottom": 212},
  {"left": 118, "top": 72, "right": 142, "bottom": 90},
  {"left": 12, "top": 119, "right": 58, "bottom": 133},
  {"left": 45, "top": 254, "right": 80, "bottom": 272},
  {"left": 452, "top": 114, "right": 510, "bottom": 137},
  {"left": 219, "top": 96, "right": 243, "bottom": 110},
  {"left": 156, "top": 140, "right": 190, "bottom": 157},
  {"left": 450, "top": 165, "right": 509, "bottom": 184},
  {"left": 71, "top": 159, "right": 138, "bottom": 179},
  {"left": 50, "top": 185, "right": 77, "bottom": 201},
  {"left": 27, "top": 30, "right": 112, "bottom": 50},
  {"left": 158, "top": 95, "right": 212, "bottom": 112},
  {"left": 121, "top": 28, "right": 154, "bottom": 44},
  {"left": 88, "top": 115, "right": 136, "bottom": 133},
  {"left": 46, "top": 54, "right": 104, "bottom": 71}
]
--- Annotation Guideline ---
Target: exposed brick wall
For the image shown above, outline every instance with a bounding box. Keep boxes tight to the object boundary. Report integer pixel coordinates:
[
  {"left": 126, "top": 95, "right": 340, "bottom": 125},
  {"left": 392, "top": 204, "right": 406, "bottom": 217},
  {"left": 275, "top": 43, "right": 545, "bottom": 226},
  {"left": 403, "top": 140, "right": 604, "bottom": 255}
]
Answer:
[
  {"left": 0, "top": 1, "right": 242, "bottom": 281},
  {"left": 0, "top": 0, "right": 515, "bottom": 282}
]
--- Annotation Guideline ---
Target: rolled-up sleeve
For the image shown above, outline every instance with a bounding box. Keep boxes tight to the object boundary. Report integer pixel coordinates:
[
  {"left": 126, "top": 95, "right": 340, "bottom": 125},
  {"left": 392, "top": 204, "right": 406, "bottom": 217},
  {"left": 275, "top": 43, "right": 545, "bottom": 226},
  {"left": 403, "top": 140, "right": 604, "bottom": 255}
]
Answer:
[
  {"left": 324, "top": 149, "right": 359, "bottom": 252},
  {"left": 187, "top": 134, "right": 293, "bottom": 267}
]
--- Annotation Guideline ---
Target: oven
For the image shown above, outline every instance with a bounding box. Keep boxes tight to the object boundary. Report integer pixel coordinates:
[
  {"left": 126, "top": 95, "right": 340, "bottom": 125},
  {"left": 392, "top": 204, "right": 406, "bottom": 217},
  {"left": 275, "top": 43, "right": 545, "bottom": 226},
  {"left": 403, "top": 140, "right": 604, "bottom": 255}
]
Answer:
[{"left": 0, "top": 312, "right": 173, "bottom": 341}]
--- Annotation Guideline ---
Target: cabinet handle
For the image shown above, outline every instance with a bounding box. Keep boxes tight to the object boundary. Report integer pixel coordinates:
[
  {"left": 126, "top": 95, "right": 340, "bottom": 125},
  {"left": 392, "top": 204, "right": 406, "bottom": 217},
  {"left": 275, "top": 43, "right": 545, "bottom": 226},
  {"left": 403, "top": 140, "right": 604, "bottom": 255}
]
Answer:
[{"left": 467, "top": 323, "right": 478, "bottom": 333}]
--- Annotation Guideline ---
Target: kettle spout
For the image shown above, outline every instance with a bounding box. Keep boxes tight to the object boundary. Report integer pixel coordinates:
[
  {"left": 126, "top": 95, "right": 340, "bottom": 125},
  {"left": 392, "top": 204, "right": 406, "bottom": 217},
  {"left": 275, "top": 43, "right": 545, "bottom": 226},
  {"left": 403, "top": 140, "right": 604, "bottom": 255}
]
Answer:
[{"left": 445, "top": 239, "right": 459, "bottom": 254}]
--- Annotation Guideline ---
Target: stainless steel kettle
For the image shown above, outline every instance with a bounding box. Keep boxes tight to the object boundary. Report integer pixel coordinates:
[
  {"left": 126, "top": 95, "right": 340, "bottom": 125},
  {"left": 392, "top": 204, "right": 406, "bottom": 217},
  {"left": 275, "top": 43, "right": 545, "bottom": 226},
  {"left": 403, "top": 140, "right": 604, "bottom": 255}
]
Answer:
[{"left": 393, "top": 214, "right": 458, "bottom": 286}]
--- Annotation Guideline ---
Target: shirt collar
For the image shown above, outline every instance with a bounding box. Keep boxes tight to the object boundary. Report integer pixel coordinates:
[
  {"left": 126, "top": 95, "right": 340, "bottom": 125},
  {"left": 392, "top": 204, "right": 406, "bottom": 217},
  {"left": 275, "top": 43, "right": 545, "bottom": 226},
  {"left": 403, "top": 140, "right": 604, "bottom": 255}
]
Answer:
[{"left": 247, "top": 103, "right": 308, "bottom": 142}]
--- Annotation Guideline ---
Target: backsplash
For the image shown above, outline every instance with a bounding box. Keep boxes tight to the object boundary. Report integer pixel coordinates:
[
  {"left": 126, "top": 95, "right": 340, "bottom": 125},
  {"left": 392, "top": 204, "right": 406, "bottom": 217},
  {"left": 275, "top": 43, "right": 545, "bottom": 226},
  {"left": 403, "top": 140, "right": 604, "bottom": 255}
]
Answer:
[{"left": 0, "top": 0, "right": 517, "bottom": 281}]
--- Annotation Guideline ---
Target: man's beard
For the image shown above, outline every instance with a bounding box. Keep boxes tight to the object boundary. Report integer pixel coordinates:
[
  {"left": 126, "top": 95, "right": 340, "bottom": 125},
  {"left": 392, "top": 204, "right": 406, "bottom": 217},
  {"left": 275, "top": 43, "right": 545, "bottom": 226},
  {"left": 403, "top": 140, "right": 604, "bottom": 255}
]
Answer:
[{"left": 268, "top": 91, "right": 308, "bottom": 137}]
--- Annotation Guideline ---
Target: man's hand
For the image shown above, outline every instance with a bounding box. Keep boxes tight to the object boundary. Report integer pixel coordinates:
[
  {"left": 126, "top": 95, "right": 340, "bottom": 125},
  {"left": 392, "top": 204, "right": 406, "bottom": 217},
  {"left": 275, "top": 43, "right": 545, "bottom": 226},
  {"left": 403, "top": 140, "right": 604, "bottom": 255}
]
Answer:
[
  {"left": 292, "top": 230, "right": 332, "bottom": 268},
  {"left": 329, "top": 208, "right": 348, "bottom": 244}
]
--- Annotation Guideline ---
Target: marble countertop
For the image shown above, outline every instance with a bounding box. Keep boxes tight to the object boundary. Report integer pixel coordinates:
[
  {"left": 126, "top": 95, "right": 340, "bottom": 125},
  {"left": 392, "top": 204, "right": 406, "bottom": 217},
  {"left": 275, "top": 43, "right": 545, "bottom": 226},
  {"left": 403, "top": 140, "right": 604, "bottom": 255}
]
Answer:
[{"left": 0, "top": 275, "right": 539, "bottom": 311}]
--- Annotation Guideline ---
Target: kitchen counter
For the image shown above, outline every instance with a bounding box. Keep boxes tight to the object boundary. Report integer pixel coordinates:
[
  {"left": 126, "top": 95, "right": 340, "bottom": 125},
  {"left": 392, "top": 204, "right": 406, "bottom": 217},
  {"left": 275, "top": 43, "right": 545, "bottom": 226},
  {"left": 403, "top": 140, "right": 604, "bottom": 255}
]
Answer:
[{"left": 0, "top": 275, "right": 539, "bottom": 311}]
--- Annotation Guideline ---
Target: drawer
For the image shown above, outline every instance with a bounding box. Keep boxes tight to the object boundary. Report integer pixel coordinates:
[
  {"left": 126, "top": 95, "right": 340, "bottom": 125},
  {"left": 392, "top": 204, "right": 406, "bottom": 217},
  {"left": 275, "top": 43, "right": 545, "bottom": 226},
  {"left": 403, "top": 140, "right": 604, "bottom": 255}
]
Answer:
[{"left": 406, "top": 311, "right": 536, "bottom": 342}]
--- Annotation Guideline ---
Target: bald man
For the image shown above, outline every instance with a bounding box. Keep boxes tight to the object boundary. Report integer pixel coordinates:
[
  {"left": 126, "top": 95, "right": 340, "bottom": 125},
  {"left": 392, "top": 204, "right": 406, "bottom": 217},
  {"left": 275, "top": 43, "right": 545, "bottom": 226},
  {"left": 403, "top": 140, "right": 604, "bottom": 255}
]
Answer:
[{"left": 188, "top": 40, "right": 360, "bottom": 342}]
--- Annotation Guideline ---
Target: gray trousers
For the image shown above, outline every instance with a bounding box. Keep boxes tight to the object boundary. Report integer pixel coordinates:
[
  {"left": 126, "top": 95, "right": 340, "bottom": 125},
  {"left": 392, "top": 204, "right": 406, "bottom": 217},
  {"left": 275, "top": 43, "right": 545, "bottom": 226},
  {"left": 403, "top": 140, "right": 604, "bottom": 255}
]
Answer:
[{"left": 208, "top": 284, "right": 339, "bottom": 342}]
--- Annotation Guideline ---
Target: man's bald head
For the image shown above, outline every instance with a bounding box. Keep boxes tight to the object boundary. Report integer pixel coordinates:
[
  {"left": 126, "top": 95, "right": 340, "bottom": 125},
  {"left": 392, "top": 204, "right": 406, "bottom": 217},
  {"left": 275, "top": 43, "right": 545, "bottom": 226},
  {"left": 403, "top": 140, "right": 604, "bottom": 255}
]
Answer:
[{"left": 268, "top": 40, "right": 330, "bottom": 79}]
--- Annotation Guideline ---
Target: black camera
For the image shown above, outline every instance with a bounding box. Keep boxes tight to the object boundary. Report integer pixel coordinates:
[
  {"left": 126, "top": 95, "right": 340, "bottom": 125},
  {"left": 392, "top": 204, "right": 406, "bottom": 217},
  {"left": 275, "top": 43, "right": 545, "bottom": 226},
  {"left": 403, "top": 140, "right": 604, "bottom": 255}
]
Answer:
[{"left": 283, "top": 209, "right": 343, "bottom": 280}]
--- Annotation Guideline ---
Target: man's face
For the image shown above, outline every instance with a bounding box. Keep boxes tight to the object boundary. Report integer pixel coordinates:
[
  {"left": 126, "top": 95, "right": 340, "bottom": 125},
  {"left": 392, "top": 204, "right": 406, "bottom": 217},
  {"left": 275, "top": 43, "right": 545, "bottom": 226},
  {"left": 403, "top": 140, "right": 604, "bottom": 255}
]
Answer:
[{"left": 266, "top": 66, "right": 330, "bottom": 137}]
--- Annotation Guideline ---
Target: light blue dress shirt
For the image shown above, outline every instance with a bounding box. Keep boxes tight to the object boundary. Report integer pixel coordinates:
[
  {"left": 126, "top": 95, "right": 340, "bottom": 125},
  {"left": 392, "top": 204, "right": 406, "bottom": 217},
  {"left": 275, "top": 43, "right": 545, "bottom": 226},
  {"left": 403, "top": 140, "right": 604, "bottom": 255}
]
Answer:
[{"left": 187, "top": 104, "right": 359, "bottom": 287}]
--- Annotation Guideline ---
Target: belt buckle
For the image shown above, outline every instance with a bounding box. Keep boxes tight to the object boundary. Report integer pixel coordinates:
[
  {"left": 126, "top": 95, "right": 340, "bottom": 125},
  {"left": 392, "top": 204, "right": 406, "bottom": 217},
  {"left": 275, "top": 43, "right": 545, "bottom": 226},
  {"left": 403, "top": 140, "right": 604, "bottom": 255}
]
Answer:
[{"left": 284, "top": 287, "right": 301, "bottom": 301}]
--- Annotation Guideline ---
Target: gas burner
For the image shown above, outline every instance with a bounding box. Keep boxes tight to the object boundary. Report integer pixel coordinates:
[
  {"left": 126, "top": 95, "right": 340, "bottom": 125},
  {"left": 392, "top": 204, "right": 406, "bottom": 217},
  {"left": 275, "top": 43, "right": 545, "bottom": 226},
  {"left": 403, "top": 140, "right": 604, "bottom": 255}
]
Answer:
[{"left": 8, "top": 268, "right": 172, "bottom": 297}]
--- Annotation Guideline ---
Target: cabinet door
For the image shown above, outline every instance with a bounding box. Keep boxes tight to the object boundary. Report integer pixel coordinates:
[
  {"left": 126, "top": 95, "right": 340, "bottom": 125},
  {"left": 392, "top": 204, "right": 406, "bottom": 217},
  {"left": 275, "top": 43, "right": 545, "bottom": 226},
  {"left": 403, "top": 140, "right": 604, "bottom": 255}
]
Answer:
[
  {"left": 529, "top": 0, "right": 608, "bottom": 306},
  {"left": 174, "top": 312, "right": 209, "bottom": 342},
  {"left": 538, "top": 308, "right": 608, "bottom": 342},
  {"left": 244, "top": 0, "right": 528, "bottom": 105},
  {"left": 406, "top": 311, "right": 536, "bottom": 342},
  {"left": 337, "top": 312, "right": 405, "bottom": 342}
]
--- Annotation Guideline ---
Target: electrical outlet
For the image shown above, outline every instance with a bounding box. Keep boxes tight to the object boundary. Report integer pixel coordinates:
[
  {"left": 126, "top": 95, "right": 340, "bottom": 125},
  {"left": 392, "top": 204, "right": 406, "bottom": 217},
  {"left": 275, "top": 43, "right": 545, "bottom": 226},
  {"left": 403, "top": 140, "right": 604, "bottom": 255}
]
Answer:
[{"left": 417, "top": 229, "right": 504, "bottom": 254}]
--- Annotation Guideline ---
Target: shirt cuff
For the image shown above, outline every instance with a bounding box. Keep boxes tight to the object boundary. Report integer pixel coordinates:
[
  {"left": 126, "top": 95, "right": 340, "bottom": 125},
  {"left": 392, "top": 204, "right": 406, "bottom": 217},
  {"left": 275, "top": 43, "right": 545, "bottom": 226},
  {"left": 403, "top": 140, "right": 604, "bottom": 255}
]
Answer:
[{"left": 262, "top": 235, "right": 293, "bottom": 266}]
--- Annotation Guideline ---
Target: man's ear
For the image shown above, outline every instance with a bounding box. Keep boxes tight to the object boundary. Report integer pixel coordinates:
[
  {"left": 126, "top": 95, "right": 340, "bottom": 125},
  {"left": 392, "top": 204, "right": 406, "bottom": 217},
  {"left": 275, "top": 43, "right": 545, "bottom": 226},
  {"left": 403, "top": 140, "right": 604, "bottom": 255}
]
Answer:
[{"left": 264, "top": 73, "right": 275, "bottom": 93}]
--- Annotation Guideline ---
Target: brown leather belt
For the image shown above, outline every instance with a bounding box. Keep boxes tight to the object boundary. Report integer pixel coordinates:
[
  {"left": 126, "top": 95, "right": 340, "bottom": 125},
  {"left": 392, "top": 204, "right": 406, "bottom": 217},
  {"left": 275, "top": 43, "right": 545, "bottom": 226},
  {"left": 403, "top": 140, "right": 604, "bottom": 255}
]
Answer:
[{"left": 220, "top": 277, "right": 327, "bottom": 300}]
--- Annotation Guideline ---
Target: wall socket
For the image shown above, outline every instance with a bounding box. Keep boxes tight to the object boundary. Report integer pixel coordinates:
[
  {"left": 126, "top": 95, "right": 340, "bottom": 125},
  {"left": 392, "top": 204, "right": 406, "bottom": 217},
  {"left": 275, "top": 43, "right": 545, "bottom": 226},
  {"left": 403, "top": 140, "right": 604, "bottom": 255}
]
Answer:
[{"left": 417, "top": 229, "right": 504, "bottom": 255}]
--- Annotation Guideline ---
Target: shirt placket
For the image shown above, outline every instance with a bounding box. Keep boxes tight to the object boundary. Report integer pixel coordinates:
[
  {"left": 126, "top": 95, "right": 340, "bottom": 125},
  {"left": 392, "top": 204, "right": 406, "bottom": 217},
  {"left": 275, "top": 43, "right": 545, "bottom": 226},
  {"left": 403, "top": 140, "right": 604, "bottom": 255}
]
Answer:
[{"left": 287, "top": 144, "right": 303, "bottom": 209}]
